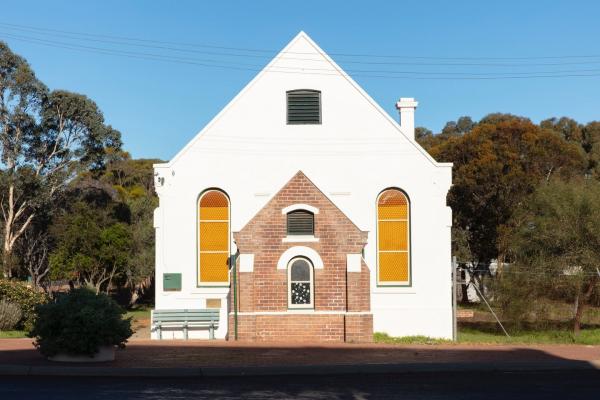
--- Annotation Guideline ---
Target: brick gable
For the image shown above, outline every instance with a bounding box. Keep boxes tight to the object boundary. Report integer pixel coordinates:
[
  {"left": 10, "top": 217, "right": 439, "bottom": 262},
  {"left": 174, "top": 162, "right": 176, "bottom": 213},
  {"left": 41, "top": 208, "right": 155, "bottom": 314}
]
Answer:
[{"left": 230, "top": 171, "right": 372, "bottom": 342}]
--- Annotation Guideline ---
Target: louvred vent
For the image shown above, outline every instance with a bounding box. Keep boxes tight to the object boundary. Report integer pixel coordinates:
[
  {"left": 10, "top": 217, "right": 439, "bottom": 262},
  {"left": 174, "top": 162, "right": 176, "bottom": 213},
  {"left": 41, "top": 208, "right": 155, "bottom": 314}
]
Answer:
[
  {"left": 287, "top": 210, "right": 314, "bottom": 235},
  {"left": 287, "top": 90, "right": 321, "bottom": 124}
]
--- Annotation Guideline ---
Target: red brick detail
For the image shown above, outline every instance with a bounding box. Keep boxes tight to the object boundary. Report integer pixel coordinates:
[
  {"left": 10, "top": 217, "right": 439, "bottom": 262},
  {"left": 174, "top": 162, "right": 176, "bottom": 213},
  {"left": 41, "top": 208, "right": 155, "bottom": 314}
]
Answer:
[
  {"left": 228, "top": 314, "right": 256, "bottom": 341},
  {"left": 230, "top": 171, "right": 373, "bottom": 343},
  {"left": 345, "top": 314, "right": 373, "bottom": 343},
  {"left": 231, "top": 314, "right": 372, "bottom": 343},
  {"left": 347, "top": 260, "right": 371, "bottom": 312}
]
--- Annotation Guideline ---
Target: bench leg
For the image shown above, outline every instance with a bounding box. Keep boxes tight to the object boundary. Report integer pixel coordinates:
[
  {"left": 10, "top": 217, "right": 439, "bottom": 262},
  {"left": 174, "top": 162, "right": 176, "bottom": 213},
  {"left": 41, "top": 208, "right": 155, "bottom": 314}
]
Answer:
[
  {"left": 157, "top": 324, "right": 162, "bottom": 340},
  {"left": 209, "top": 323, "right": 215, "bottom": 340},
  {"left": 183, "top": 324, "right": 188, "bottom": 340}
]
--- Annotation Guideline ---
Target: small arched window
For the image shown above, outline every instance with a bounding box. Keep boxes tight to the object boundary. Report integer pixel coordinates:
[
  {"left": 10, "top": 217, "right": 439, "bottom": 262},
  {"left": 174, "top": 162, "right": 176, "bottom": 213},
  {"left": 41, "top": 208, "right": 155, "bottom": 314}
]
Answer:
[
  {"left": 377, "top": 189, "right": 410, "bottom": 286},
  {"left": 287, "top": 210, "right": 314, "bottom": 236},
  {"left": 288, "top": 257, "right": 314, "bottom": 309},
  {"left": 287, "top": 89, "right": 321, "bottom": 125},
  {"left": 198, "top": 189, "right": 230, "bottom": 285}
]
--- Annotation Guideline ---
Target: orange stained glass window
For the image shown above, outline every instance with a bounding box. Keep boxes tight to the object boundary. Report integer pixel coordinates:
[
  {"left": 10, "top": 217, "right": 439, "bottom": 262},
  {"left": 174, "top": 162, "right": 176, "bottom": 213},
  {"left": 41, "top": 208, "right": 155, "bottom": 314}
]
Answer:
[
  {"left": 377, "top": 189, "right": 410, "bottom": 284},
  {"left": 198, "top": 190, "right": 230, "bottom": 284}
]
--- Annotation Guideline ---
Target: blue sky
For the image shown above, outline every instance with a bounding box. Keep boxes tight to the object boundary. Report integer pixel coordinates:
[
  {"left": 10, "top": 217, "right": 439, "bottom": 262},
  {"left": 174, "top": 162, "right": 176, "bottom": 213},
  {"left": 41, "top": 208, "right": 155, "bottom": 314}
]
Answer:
[{"left": 2, "top": 1, "right": 599, "bottom": 160}]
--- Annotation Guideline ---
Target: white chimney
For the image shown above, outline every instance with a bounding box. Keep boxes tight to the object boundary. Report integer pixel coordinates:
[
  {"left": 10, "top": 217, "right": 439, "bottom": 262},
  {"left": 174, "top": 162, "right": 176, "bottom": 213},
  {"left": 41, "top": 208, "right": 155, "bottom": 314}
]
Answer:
[{"left": 396, "top": 98, "right": 418, "bottom": 139}]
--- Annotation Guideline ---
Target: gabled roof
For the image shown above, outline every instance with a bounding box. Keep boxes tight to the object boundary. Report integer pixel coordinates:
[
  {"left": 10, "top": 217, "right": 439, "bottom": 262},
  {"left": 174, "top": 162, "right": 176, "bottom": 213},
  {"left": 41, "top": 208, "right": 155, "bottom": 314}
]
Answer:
[{"left": 155, "top": 31, "right": 451, "bottom": 169}]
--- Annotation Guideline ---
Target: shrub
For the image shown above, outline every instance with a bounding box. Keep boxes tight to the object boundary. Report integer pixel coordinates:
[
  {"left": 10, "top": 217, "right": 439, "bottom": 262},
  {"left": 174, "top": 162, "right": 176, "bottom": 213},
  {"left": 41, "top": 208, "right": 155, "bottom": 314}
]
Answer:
[
  {"left": 31, "top": 288, "right": 132, "bottom": 357},
  {"left": 0, "top": 279, "right": 47, "bottom": 331},
  {"left": 0, "top": 300, "right": 22, "bottom": 331}
]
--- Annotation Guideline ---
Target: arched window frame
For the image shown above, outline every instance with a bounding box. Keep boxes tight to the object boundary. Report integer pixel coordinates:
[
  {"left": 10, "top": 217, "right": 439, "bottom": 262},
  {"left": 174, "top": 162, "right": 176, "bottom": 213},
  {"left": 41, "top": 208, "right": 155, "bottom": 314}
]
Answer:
[
  {"left": 197, "top": 189, "right": 231, "bottom": 287},
  {"left": 287, "top": 257, "right": 315, "bottom": 309},
  {"left": 376, "top": 188, "right": 411, "bottom": 287}
]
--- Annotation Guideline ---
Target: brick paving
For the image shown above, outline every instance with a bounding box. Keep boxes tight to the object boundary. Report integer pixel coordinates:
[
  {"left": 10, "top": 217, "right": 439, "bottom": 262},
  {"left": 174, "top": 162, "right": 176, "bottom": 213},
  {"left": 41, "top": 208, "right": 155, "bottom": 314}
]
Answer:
[{"left": 1, "top": 338, "right": 599, "bottom": 369}]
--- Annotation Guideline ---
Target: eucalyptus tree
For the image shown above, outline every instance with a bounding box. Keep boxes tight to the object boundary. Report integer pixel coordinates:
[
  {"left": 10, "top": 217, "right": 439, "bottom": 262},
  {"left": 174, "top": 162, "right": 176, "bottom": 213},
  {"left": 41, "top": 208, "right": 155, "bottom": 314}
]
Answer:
[
  {"left": 504, "top": 179, "right": 600, "bottom": 334},
  {"left": 0, "top": 42, "right": 121, "bottom": 277},
  {"left": 48, "top": 181, "right": 131, "bottom": 294},
  {"left": 430, "top": 114, "right": 586, "bottom": 293}
]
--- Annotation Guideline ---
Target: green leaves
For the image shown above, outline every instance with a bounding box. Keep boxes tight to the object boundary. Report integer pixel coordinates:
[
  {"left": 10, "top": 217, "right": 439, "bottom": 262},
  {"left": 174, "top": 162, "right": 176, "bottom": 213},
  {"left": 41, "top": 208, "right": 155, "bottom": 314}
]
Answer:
[
  {"left": 510, "top": 179, "right": 600, "bottom": 273},
  {"left": 499, "top": 179, "right": 600, "bottom": 333},
  {"left": 0, "top": 41, "right": 123, "bottom": 278},
  {"left": 31, "top": 288, "right": 132, "bottom": 357},
  {"left": 431, "top": 114, "right": 587, "bottom": 265},
  {"left": 49, "top": 184, "right": 132, "bottom": 292},
  {"left": 38, "top": 90, "right": 123, "bottom": 174},
  {"left": 0, "top": 279, "right": 47, "bottom": 331}
]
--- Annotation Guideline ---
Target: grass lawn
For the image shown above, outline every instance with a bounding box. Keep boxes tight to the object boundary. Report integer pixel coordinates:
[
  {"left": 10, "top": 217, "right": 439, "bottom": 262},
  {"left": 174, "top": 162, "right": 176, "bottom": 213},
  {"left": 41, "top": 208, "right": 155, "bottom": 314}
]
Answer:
[
  {"left": 375, "top": 328, "right": 600, "bottom": 345},
  {"left": 374, "top": 333, "right": 452, "bottom": 345},
  {"left": 458, "top": 326, "right": 600, "bottom": 345},
  {"left": 125, "top": 307, "right": 151, "bottom": 321},
  {"left": 0, "top": 330, "right": 28, "bottom": 338}
]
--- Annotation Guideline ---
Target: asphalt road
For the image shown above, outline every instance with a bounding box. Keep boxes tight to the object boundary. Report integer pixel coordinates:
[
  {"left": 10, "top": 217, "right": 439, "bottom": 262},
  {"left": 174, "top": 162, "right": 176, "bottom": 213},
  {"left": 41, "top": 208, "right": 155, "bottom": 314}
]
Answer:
[{"left": 1, "top": 370, "right": 600, "bottom": 399}]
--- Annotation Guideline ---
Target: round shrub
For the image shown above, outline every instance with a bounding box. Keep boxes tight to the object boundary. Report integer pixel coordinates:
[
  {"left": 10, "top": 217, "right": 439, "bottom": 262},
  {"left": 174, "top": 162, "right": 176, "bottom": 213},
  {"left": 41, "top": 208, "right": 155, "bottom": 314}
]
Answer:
[
  {"left": 0, "top": 279, "right": 47, "bottom": 331},
  {"left": 31, "top": 288, "right": 132, "bottom": 357},
  {"left": 0, "top": 300, "right": 22, "bottom": 331}
]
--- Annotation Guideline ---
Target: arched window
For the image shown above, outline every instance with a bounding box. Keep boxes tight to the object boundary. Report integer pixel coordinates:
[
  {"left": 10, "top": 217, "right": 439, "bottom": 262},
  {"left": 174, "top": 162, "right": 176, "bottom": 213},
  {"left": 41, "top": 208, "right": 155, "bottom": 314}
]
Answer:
[
  {"left": 198, "top": 190, "right": 230, "bottom": 285},
  {"left": 377, "top": 189, "right": 410, "bottom": 286},
  {"left": 288, "top": 257, "right": 314, "bottom": 309}
]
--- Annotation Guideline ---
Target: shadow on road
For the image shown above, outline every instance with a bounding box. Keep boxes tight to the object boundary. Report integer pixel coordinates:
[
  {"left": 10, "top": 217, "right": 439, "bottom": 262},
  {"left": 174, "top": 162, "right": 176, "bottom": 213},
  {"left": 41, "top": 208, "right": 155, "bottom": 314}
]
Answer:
[{"left": 0, "top": 339, "right": 597, "bottom": 370}]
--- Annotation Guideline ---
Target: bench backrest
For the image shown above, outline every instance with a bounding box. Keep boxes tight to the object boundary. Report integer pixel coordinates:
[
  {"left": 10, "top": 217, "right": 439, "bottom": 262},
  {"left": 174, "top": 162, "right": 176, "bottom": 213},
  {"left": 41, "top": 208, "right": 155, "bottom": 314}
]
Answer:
[{"left": 153, "top": 309, "right": 220, "bottom": 323}]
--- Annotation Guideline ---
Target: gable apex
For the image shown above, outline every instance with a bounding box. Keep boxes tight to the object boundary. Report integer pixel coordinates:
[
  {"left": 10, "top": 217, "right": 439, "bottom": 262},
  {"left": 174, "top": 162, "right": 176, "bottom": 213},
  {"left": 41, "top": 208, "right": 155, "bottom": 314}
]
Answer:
[{"left": 158, "top": 32, "right": 450, "bottom": 169}]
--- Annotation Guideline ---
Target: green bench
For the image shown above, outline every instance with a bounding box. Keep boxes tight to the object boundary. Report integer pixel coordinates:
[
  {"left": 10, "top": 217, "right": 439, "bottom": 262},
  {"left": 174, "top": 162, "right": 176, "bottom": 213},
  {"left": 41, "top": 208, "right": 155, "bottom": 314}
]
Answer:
[{"left": 152, "top": 309, "right": 220, "bottom": 340}]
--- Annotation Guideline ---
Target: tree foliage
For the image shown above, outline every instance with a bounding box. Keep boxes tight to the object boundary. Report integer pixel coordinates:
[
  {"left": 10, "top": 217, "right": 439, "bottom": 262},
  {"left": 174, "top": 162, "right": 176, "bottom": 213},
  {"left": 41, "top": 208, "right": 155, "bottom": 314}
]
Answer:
[
  {"left": 499, "top": 179, "right": 600, "bottom": 334},
  {"left": 430, "top": 115, "right": 586, "bottom": 267},
  {"left": 98, "top": 152, "right": 159, "bottom": 305},
  {"left": 0, "top": 42, "right": 158, "bottom": 309},
  {"left": 31, "top": 288, "right": 132, "bottom": 357},
  {"left": 0, "top": 41, "right": 121, "bottom": 278},
  {"left": 0, "top": 278, "right": 47, "bottom": 330},
  {"left": 48, "top": 182, "right": 131, "bottom": 294}
]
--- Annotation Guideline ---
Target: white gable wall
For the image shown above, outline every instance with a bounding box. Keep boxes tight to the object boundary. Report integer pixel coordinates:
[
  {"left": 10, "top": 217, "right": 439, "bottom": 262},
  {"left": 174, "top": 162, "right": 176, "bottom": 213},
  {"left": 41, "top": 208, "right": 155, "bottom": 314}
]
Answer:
[{"left": 154, "top": 33, "right": 453, "bottom": 339}]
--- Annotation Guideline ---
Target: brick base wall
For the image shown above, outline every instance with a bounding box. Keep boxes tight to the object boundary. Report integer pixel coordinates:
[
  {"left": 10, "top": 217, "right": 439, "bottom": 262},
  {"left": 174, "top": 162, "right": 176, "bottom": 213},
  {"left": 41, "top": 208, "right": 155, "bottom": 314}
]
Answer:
[
  {"left": 229, "top": 313, "right": 373, "bottom": 343},
  {"left": 345, "top": 314, "right": 373, "bottom": 343}
]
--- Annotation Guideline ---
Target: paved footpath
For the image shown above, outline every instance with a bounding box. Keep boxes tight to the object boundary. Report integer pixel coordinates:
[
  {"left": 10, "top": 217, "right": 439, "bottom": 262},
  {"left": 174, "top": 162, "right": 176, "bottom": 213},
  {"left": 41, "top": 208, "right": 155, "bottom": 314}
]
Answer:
[{"left": 1, "top": 339, "right": 599, "bottom": 377}]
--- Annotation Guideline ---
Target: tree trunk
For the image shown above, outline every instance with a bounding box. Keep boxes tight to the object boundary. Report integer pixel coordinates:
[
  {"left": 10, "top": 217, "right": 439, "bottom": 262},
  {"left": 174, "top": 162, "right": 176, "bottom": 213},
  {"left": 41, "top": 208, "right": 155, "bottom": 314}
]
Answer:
[
  {"left": 459, "top": 268, "right": 470, "bottom": 304},
  {"left": 3, "top": 207, "right": 14, "bottom": 278},
  {"left": 573, "top": 293, "right": 584, "bottom": 336},
  {"left": 573, "top": 277, "right": 597, "bottom": 335},
  {"left": 128, "top": 276, "right": 153, "bottom": 306},
  {"left": 2, "top": 184, "right": 35, "bottom": 278},
  {"left": 496, "top": 253, "right": 505, "bottom": 276},
  {"left": 129, "top": 289, "right": 140, "bottom": 307}
]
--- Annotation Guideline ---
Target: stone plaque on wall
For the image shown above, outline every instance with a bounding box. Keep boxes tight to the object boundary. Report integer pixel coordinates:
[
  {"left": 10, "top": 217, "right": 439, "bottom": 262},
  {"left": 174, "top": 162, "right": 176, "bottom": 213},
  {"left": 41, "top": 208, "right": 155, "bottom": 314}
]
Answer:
[{"left": 206, "top": 298, "right": 221, "bottom": 309}]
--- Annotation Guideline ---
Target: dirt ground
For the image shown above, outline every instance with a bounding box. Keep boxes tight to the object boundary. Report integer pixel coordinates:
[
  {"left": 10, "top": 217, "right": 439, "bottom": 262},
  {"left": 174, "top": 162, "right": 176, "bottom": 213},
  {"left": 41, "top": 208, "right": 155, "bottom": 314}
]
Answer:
[{"left": 130, "top": 317, "right": 150, "bottom": 340}]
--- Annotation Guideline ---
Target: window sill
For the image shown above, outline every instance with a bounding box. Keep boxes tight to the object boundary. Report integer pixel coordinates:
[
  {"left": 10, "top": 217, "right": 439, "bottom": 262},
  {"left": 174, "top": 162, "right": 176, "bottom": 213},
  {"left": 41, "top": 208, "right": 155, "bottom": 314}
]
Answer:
[
  {"left": 372, "top": 286, "right": 416, "bottom": 294},
  {"left": 282, "top": 235, "right": 319, "bottom": 243}
]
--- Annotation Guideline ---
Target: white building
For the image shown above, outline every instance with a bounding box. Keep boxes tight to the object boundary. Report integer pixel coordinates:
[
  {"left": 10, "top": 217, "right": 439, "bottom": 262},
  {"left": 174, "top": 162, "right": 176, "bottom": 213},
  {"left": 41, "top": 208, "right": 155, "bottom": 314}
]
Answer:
[{"left": 153, "top": 32, "right": 453, "bottom": 341}]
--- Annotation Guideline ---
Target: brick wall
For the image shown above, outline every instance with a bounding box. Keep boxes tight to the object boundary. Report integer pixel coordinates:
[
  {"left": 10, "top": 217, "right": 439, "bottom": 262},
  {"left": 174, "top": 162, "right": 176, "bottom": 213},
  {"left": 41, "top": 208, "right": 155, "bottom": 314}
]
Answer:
[
  {"left": 230, "top": 171, "right": 373, "bottom": 342},
  {"left": 229, "top": 314, "right": 373, "bottom": 343},
  {"left": 345, "top": 314, "right": 373, "bottom": 343}
]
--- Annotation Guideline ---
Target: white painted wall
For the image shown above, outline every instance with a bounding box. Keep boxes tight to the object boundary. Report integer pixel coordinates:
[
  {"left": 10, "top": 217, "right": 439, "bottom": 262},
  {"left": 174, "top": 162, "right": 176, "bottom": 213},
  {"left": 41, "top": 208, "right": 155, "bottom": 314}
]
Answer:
[{"left": 153, "top": 32, "right": 453, "bottom": 340}]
